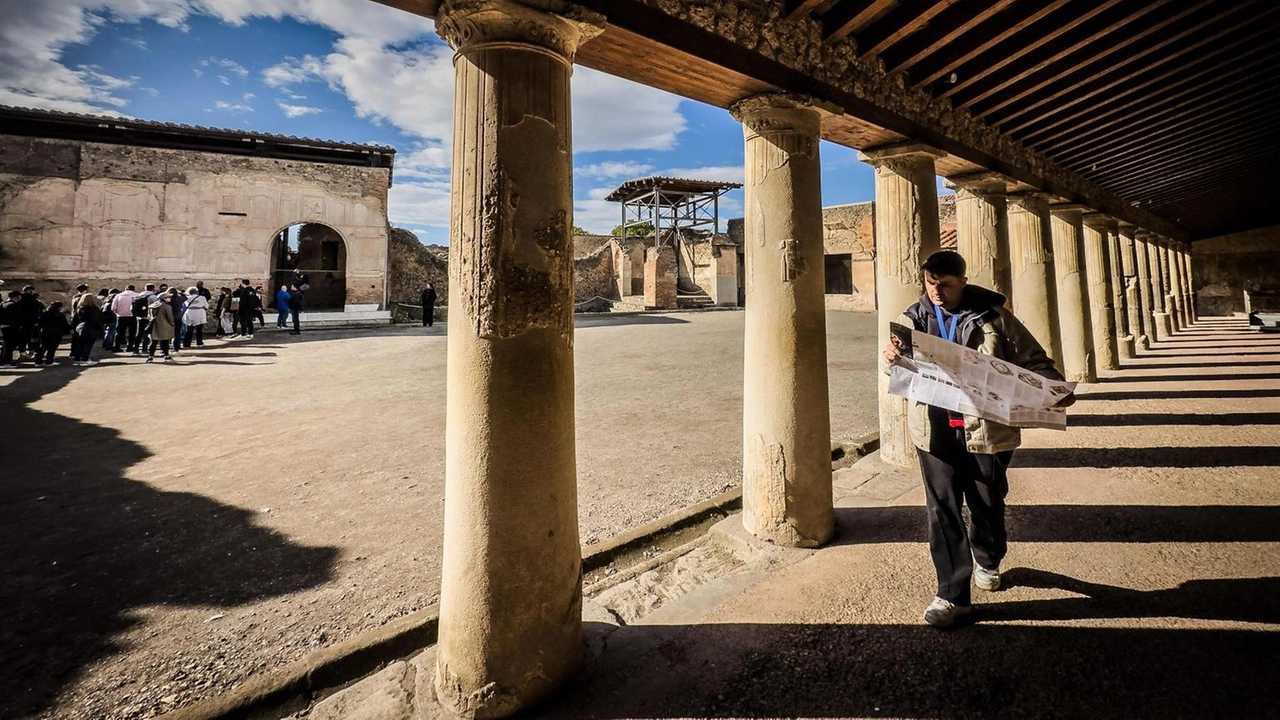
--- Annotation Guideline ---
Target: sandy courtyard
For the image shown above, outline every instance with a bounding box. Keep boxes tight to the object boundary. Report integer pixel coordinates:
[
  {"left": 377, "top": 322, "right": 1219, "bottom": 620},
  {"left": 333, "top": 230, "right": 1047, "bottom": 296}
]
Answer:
[{"left": 0, "top": 310, "right": 879, "bottom": 719}]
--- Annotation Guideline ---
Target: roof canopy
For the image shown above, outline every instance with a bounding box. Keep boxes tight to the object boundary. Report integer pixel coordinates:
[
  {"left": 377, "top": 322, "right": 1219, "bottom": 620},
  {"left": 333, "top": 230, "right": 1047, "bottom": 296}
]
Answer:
[{"left": 605, "top": 176, "right": 741, "bottom": 204}]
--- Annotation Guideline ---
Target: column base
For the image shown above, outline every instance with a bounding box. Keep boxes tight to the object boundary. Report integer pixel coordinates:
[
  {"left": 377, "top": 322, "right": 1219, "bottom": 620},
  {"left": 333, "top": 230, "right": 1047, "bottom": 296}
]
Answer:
[
  {"left": 1137, "top": 334, "right": 1151, "bottom": 351},
  {"left": 1117, "top": 335, "right": 1136, "bottom": 359},
  {"left": 1152, "top": 312, "right": 1173, "bottom": 342}
]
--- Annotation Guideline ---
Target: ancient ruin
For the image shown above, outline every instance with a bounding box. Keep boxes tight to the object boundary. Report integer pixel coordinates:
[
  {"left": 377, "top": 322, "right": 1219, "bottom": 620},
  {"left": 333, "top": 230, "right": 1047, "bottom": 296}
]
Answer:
[{"left": 0, "top": 106, "right": 395, "bottom": 325}]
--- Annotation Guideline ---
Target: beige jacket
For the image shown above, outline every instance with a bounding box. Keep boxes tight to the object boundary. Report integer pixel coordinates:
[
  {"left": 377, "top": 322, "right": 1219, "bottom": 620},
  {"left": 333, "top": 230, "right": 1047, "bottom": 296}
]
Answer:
[{"left": 894, "top": 287, "right": 1063, "bottom": 455}]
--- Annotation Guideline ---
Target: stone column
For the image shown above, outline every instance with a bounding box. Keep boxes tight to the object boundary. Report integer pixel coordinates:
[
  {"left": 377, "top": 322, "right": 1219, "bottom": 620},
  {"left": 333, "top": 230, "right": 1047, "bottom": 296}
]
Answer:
[
  {"left": 433, "top": 2, "right": 603, "bottom": 716},
  {"left": 1103, "top": 222, "right": 1134, "bottom": 359},
  {"left": 1180, "top": 241, "right": 1197, "bottom": 324},
  {"left": 1007, "top": 193, "right": 1065, "bottom": 372},
  {"left": 731, "top": 94, "right": 833, "bottom": 547},
  {"left": 1162, "top": 237, "right": 1185, "bottom": 332},
  {"left": 859, "top": 142, "right": 945, "bottom": 468},
  {"left": 1141, "top": 231, "right": 1171, "bottom": 342},
  {"left": 1129, "top": 228, "right": 1153, "bottom": 350},
  {"left": 1082, "top": 214, "right": 1118, "bottom": 371},
  {"left": 1048, "top": 205, "right": 1094, "bottom": 382},
  {"left": 947, "top": 172, "right": 1011, "bottom": 300}
]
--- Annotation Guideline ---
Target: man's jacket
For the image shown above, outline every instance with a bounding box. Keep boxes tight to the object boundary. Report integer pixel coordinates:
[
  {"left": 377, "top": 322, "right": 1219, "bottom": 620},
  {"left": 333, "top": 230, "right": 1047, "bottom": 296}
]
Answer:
[{"left": 895, "top": 284, "right": 1063, "bottom": 454}]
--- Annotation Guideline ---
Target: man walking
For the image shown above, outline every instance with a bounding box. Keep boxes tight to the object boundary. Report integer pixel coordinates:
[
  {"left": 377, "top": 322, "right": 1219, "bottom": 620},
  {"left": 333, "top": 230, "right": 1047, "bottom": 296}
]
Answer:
[
  {"left": 232, "top": 279, "right": 257, "bottom": 338},
  {"left": 883, "top": 250, "right": 1073, "bottom": 628},
  {"left": 420, "top": 283, "right": 437, "bottom": 327},
  {"left": 111, "top": 285, "right": 139, "bottom": 352}
]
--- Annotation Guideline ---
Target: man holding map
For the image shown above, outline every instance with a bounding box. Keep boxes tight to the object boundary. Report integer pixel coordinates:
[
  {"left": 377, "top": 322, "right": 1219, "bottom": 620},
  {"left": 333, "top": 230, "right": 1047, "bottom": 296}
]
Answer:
[{"left": 883, "top": 250, "right": 1075, "bottom": 628}]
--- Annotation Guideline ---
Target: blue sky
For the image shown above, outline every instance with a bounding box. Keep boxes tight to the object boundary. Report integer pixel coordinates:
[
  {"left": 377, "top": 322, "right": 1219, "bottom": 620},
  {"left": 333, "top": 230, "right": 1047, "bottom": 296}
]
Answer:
[{"left": 0, "top": 0, "right": 947, "bottom": 245}]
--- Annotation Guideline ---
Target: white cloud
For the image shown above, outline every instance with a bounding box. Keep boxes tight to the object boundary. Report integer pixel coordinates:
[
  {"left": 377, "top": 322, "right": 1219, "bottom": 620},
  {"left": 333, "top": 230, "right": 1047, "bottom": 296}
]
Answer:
[
  {"left": 123, "top": 37, "right": 148, "bottom": 50},
  {"left": 388, "top": 179, "right": 452, "bottom": 229},
  {"left": 577, "top": 161, "right": 654, "bottom": 180},
  {"left": 217, "top": 74, "right": 230, "bottom": 85},
  {"left": 242, "top": 92, "right": 254, "bottom": 101},
  {"left": 211, "top": 99, "right": 252, "bottom": 113},
  {"left": 659, "top": 165, "right": 744, "bottom": 184},
  {"left": 276, "top": 100, "right": 322, "bottom": 118},
  {"left": 262, "top": 55, "right": 324, "bottom": 88},
  {"left": 572, "top": 67, "right": 686, "bottom": 152}
]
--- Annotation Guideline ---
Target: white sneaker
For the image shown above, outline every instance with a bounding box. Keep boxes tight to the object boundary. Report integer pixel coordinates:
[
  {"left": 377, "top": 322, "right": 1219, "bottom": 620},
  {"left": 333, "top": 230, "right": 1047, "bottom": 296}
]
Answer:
[
  {"left": 973, "top": 563, "right": 1001, "bottom": 591},
  {"left": 923, "top": 596, "right": 972, "bottom": 628},
  {"left": 81, "top": 359, "right": 98, "bottom": 366}
]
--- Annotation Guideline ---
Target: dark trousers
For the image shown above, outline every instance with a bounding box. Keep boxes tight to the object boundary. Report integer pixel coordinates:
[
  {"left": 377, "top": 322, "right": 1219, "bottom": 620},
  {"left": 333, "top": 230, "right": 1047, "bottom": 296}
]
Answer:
[
  {"left": 38, "top": 339, "right": 59, "bottom": 364},
  {"left": 184, "top": 324, "right": 203, "bottom": 347},
  {"left": 69, "top": 333, "right": 97, "bottom": 361},
  {"left": 290, "top": 309, "right": 300, "bottom": 333},
  {"left": 114, "top": 316, "right": 137, "bottom": 350},
  {"left": 1, "top": 326, "right": 19, "bottom": 364},
  {"left": 422, "top": 304, "right": 435, "bottom": 327},
  {"left": 149, "top": 339, "right": 171, "bottom": 358},
  {"left": 917, "top": 414, "right": 1013, "bottom": 607},
  {"left": 238, "top": 312, "right": 255, "bottom": 336},
  {"left": 135, "top": 320, "right": 151, "bottom": 352}
]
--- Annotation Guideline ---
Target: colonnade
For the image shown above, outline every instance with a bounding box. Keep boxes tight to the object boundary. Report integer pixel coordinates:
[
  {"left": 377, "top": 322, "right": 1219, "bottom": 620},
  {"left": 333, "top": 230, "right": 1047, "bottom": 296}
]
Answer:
[{"left": 428, "top": 1, "right": 1198, "bottom": 716}]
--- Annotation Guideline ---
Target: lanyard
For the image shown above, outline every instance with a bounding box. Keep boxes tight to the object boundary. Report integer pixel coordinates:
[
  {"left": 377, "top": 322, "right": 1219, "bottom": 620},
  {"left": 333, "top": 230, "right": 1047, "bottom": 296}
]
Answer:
[{"left": 933, "top": 304, "right": 959, "bottom": 343}]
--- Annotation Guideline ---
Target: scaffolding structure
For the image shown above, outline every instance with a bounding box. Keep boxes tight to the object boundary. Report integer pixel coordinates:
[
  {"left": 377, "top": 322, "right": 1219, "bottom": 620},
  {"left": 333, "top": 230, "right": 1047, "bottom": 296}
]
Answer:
[{"left": 605, "top": 176, "right": 741, "bottom": 246}]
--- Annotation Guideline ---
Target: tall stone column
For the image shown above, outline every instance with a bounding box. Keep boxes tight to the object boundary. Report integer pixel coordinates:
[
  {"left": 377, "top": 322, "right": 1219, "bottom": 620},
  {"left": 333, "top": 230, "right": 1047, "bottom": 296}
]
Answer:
[
  {"left": 1129, "top": 227, "right": 1153, "bottom": 350},
  {"left": 1082, "top": 214, "right": 1118, "bottom": 371},
  {"left": 1181, "top": 241, "right": 1197, "bottom": 324},
  {"left": 1141, "top": 231, "right": 1171, "bottom": 342},
  {"left": 732, "top": 94, "right": 833, "bottom": 548},
  {"left": 1103, "top": 222, "right": 1134, "bottom": 359},
  {"left": 1162, "top": 237, "right": 1185, "bottom": 332},
  {"left": 948, "top": 172, "right": 1011, "bottom": 300},
  {"left": 1049, "top": 205, "right": 1094, "bottom": 382},
  {"left": 433, "top": 2, "right": 603, "bottom": 716},
  {"left": 1007, "top": 193, "right": 1065, "bottom": 372},
  {"left": 859, "top": 142, "right": 944, "bottom": 468}
]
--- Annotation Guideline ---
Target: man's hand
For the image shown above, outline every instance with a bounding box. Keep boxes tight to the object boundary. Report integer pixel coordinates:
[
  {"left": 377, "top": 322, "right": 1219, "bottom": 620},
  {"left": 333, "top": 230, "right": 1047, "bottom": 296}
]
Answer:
[
  {"left": 883, "top": 335, "right": 904, "bottom": 364},
  {"left": 1055, "top": 392, "right": 1077, "bottom": 408}
]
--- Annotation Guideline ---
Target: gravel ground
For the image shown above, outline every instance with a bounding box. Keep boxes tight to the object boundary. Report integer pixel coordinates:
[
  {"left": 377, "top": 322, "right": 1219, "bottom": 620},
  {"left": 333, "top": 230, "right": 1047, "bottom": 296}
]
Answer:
[{"left": 0, "top": 310, "right": 879, "bottom": 720}]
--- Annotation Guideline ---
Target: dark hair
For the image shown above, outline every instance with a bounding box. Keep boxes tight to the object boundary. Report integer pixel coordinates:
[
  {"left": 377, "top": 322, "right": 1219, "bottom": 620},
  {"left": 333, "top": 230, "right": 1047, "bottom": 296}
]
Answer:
[
  {"left": 145, "top": 284, "right": 156, "bottom": 291},
  {"left": 8, "top": 290, "right": 20, "bottom": 298},
  {"left": 48, "top": 301, "right": 64, "bottom": 312},
  {"left": 921, "top": 250, "right": 967, "bottom": 279},
  {"left": 127, "top": 284, "right": 136, "bottom": 291},
  {"left": 75, "top": 284, "right": 89, "bottom": 292}
]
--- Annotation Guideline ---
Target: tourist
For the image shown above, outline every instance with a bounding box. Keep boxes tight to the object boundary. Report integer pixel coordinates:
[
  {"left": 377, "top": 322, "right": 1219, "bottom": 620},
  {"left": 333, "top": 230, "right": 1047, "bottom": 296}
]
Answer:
[
  {"left": 195, "top": 280, "right": 212, "bottom": 301},
  {"left": 421, "top": 283, "right": 437, "bottom": 327},
  {"left": 134, "top": 283, "right": 158, "bottom": 354},
  {"left": 16, "top": 286, "right": 41, "bottom": 359},
  {"left": 0, "top": 290, "right": 22, "bottom": 367},
  {"left": 169, "top": 287, "right": 186, "bottom": 354},
  {"left": 253, "top": 285, "right": 267, "bottom": 328},
  {"left": 69, "top": 283, "right": 90, "bottom": 315},
  {"left": 275, "top": 285, "right": 291, "bottom": 328},
  {"left": 111, "top": 285, "right": 139, "bottom": 352},
  {"left": 35, "top": 301, "right": 71, "bottom": 366},
  {"left": 882, "top": 250, "right": 1074, "bottom": 628},
  {"left": 146, "top": 293, "right": 176, "bottom": 363},
  {"left": 70, "top": 292, "right": 105, "bottom": 366},
  {"left": 287, "top": 283, "right": 303, "bottom": 334},
  {"left": 100, "top": 289, "right": 118, "bottom": 351},
  {"left": 232, "top": 279, "right": 257, "bottom": 338},
  {"left": 215, "top": 287, "right": 233, "bottom": 337},
  {"left": 182, "top": 287, "right": 209, "bottom": 348}
]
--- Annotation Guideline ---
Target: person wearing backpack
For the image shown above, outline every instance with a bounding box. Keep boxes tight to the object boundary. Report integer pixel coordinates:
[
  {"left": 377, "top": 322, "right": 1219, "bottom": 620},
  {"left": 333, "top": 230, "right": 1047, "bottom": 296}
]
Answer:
[
  {"left": 232, "top": 279, "right": 257, "bottom": 338},
  {"left": 111, "top": 285, "right": 139, "bottom": 352},
  {"left": 70, "top": 293, "right": 105, "bottom": 366}
]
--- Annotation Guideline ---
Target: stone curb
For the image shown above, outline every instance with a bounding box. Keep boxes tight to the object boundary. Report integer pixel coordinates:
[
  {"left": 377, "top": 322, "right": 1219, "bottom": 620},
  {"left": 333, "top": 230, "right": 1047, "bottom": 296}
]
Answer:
[{"left": 161, "top": 432, "right": 878, "bottom": 720}]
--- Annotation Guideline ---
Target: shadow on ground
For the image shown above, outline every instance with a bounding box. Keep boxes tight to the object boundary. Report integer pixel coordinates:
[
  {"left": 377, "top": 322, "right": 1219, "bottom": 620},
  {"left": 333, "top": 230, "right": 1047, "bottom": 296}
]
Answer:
[
  {"left": 0, "top": 369, "right": 338, "bottom": 718},
  {"left": 1069, "top": 412, "right": 1280, "bottom": 426},
  {"left": 1012, "top": 446, "right": 1280, "bottom": 467}
]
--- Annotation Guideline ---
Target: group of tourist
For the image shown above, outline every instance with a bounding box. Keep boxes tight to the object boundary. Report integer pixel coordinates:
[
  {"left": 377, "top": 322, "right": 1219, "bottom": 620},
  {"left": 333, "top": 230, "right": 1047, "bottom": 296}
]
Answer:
[{"left": 0, "top": 276, "right": 307, "bottom": 368}]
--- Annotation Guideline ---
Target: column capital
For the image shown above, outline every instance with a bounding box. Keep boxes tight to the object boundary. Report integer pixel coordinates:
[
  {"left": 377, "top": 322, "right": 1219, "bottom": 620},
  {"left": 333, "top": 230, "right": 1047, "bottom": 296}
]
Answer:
[
  {"left": 857, "top": 141, "right": 946, "bottom": 168},
  {"left": 436, "top": 0, "right": 605, "bottom": 60},
  {"left": 730, "top": 93, "right": 827, "bottom": 141},
  {"left": 944, "top": 170, "right": 1015, "bottom": 196},
  {"left": 1049, "top": 202, "right": 1088, "bottom": 220},
  {"left": 1082, "top": 212, "right": 1116, "bottom": 231},
  {"left": 1007, "top": 191, "right": 1052, "bottom": 213}
]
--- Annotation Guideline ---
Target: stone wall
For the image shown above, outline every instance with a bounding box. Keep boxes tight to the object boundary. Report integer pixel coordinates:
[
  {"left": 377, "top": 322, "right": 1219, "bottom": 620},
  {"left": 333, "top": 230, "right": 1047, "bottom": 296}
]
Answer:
[
  {"left": 387, "top": 227, "right": 448, "bottom": 321},
  {"left": 1191, "top": 224, "right": 1280, "bottom": 316},
  {"left": 0, "top": 134, "right": 391, "bottom": 309},
  {"left": 574, "top": 242, "right": 616, "bottom": 309}
]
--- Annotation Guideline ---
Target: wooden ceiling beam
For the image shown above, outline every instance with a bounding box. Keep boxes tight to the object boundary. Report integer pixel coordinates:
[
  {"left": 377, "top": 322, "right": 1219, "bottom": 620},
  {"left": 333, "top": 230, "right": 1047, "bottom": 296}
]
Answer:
[
  {"left": 1090, "top": 120, "right": 1280, "bottom": 188},
  {"left": 822, "top": 0, "right": 896, "bottom": 42},
  {"left": 1049, "top": 76, "right": 1276, "bottom": 171},
  {"left": 936, "top": 0, "right": 1129, "bottom": 102},
  {"left": 947, "top": 0, "right": 1178, "bottom": 109},
  {"left": 993, "top": 5, "right": 1264, "bottom": 133},
  {"left": 852, "top": 0, "right": 962, "bottom": 58},
  {"left": 784, "top": 0, "right": 828, "bottom": 23},
  {"left": 1011, "top": 22, "right": 1279, "bottom": 144},
  {"left": 975, "top": 0, "right": 1226, "bottom": 122},
  {"left": 904, "top": 0, "right": 1073, "bottom": 87},
  {"left": 880, "top": 0, "right": 1017, "bottom": 73}
]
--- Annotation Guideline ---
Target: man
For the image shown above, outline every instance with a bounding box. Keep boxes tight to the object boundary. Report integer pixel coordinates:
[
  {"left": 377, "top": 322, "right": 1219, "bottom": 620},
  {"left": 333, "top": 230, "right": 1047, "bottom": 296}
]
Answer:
[
  {"left": 232, "top": 279, "right": 257, "bottom": 338},
  {"left": 0, "top": 290, "right": 22, "bottom": 367},
  {"left": 16, "top": 286, "right": 41, "bottom": 358},
  {"left": 884, "top": 250, "right": 1073, "bottom": 628},
  {"left": 195, "top": 280, "right": 212, "bottom": 301},
  {"left": 287, "top": 283, "right": 304, "bottom": 334},
  {"left": 132, "top": 284, "right": 158, "bottom": 354},
  {"left": 420, "top": 283, "right": 437, "bottom": 327},
  {"left": 111, "top": 285, "right": 139, "bottom": 352}
]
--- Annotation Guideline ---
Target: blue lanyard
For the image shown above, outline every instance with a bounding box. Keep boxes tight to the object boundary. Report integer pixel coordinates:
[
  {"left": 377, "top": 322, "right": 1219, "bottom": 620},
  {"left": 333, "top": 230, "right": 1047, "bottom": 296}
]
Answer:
[{"left": 933, "top": 304, "right": 959, "bottom": 343}]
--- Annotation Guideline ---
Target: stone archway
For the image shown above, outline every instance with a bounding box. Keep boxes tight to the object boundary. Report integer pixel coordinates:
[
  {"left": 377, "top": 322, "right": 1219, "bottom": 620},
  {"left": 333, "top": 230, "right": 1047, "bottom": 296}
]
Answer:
[{"left": 269, "top": 222, "right": 347, "bottom": 311}]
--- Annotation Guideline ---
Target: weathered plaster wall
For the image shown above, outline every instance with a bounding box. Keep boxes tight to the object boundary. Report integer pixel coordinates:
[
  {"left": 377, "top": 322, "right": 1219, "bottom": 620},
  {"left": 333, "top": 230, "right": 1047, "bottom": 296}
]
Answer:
[
  {"left": 0, "top": 134, "right": 391, "bottom": 308},
  {"left": 1192, "top": 224, "right": 1280, "bottom": 316},
  {"left": 387, "top": 227, "right": 448, "bottom": 321},
  {"left": 574, "top": 242, "right": 616, "bottom": 306}
]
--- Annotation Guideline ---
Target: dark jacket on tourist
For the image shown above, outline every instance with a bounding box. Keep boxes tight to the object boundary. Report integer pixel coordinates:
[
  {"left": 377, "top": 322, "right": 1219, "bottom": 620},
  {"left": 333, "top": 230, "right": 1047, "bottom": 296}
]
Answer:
[
  {"left": 38, "top": 306, "right": 71, "bottom": 342},
  {"left": 73, "top": 301, "right": 105, "bottom": 341}
]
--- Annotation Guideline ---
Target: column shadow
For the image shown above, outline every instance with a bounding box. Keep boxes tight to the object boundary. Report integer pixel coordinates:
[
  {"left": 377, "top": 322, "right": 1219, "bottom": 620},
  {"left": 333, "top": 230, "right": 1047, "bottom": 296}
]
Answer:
[
  {"left": 1081, "top": 388, "right": 1280, "bottom": 400},
  {"left": 0, "top": 369, "right": 339, "bottom": 718},
  {"left": 1069, "top": 412, "right": 1280, "bottom": 426},
  {"left": 1011, "top": 445, "right": 1280, "bottom": 468},
  {"left": 1097, "top": 373, "right": 1280, "bottom": 383}
]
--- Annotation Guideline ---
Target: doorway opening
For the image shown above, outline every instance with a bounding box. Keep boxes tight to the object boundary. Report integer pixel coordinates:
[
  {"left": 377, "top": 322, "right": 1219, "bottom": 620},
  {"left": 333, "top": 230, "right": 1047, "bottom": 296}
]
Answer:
[{"left": 270, "top": 223, "right": 347, "bottom": 311}]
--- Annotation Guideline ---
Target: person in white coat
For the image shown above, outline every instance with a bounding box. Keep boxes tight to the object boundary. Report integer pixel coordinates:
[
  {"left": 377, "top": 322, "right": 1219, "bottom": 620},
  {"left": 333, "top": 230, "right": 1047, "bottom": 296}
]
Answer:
[{"left": 181, "top": 287, "right": 209, "bottom": 348}]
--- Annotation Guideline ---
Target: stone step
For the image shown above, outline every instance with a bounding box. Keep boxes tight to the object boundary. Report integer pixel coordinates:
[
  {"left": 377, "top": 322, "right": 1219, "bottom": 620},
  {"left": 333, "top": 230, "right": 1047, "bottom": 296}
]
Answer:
[{"left": 298, "top": 309, "right": 393, "bottom": 328}]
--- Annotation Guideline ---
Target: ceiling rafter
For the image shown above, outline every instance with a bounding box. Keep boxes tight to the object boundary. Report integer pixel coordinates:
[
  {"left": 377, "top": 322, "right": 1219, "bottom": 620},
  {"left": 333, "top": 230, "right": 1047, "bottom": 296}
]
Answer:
[
  {"left": 822, "top": 0, "right": 896, "bottom": 42},
  {"left": 879, "top": 0, "right": 1018, "bottom": 74},
  {"left": 849, "top": 0, "right": 962, "bottom": 58},
  {"left": 903, "top": 0, "right": 1074, "bottom": 87}
]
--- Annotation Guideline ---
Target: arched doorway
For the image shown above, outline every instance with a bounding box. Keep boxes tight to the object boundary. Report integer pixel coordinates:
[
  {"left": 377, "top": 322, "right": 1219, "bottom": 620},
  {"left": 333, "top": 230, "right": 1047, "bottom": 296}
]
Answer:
[{"left": 269, "top": 223, "right": 347, "bottom": 311}]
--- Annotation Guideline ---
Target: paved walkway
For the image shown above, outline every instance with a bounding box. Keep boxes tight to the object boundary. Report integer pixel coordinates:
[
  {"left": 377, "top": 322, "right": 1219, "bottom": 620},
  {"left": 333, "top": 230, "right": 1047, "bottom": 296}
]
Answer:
[{"left": 311, "top": 316, "right": 1279, "bottom": 720}]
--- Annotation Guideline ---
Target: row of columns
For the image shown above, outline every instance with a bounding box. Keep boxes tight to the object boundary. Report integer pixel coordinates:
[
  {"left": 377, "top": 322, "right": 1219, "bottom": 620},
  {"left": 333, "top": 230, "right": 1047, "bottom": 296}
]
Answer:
[{"left": 428, "top": 1, "right": 1199, "bottom": 716}]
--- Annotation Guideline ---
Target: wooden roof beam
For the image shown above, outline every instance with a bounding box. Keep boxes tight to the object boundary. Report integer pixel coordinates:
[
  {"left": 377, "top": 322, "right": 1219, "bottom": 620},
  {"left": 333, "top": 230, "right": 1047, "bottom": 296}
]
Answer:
[
  {"left": 904, "top": 0, "right": 1073, "bottom": 87},
  {"left": 822, "top": 0, "right": 896, "bottom": 42},
  {"left": 880, "top": 0, "right": 1018, "bottom": 74},
  {"left": 784, "top": 0, "right": 828, "bottom": 22},
  {"left": 851, "top": 0, "right": 962, "bottom": 58}
]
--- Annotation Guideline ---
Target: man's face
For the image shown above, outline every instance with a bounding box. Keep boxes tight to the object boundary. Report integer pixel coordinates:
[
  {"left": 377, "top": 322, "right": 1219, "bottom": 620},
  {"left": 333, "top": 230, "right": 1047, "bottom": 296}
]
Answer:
[{"left": 924, "top": 271, "right": 967, "bottom": 311}]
